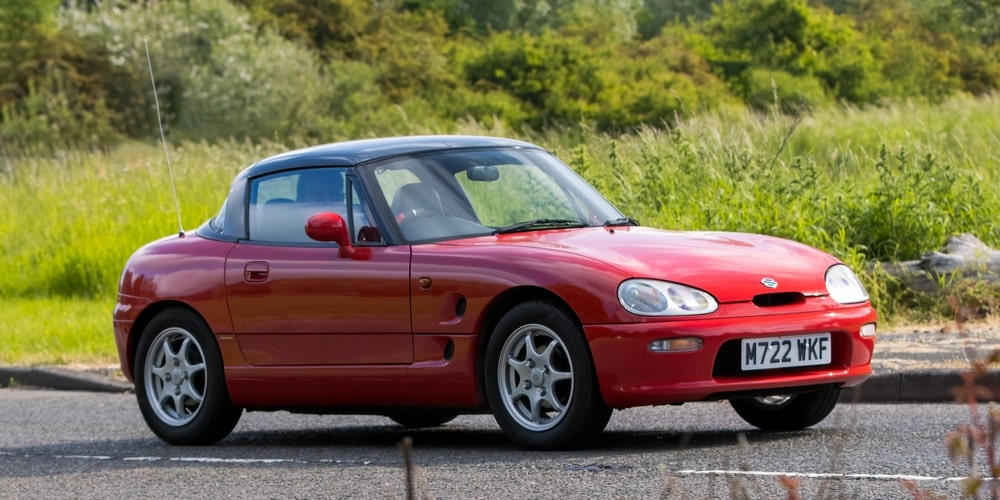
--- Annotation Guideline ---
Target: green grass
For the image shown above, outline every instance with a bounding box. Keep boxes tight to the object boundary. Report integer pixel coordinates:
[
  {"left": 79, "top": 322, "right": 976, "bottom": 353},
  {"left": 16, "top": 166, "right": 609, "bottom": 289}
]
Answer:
[
  {"left": 0, "top": 298, "right": 118, "bottom": 365},
  {"left": 2, "top": 94, "right": 999, "bottom": 365},
  {"left": 1, "top": 140, "right": 282, "bottom": 299}
]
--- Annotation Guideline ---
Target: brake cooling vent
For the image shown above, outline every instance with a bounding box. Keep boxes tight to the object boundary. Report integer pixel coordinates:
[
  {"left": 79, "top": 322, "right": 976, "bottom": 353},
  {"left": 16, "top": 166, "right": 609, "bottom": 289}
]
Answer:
[{"left": 752, "top": 292, "right": 805, "bottom": 307}]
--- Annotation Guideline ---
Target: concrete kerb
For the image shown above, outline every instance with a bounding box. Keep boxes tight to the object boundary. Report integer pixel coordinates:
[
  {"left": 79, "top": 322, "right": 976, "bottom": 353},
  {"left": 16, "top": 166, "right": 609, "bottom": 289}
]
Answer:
[
  {"left": 3, "top": 365, "right": 998, "bottom": 403},
  {"left": 840, "top": 369, "right": 1000, "bottom": 403},
  {"left": 0, "top": 366, "right": 133, "bottom": 393}
]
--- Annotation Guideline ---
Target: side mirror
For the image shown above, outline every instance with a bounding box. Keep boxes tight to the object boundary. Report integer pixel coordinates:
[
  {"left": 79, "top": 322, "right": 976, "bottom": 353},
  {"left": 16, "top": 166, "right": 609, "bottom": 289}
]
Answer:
[{"left": 305, "top": 212, "right": 371, "bottom": 260}]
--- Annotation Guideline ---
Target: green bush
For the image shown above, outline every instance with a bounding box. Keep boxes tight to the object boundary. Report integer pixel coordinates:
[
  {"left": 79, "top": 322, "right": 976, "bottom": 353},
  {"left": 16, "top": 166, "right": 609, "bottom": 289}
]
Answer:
[
  {"left": 351, "top": 9, "right": 456, "bottom": 103},
  {"left": 232, "top": 0, "right": 375, "bottom": 61},
  {"left": 462, "top": 29, "right": 605, "bottom": 129},
  {"left": 458, "top": 25, "right": 736, "bottom": 132},
  {"left": 0, "top": 71, "right": 120, "bottom": 155},
  {"left": 636, "top": 0, "right": 717, "bottom": 38},
  {"left": 0, "top": 5, "right": 130, "bottom": 154},
  {"left": 60, "top": 0, "right": 329, "bottom": 143},
  {"left": 837, "top": 0, "right": 961, "bottom": 102},
  {"left": 952, "top": 43, "right": 1000, "bottom": 95},
  {"left": 832, "top": 146, "right": 989, "bottom": 262},
  {"left": 739, "top": 69, "right": 830, "bottom": 114},
  {"left": 431, "top": 85, "right": 532, "bottom": 130},
  {"left": 591, "top": 31, "right": 737, "bottom": 130},
  {"left": 0, "top": 0, "right": 61, "bottom": 105},
  {"left": 700, "top": 0, "right": 886, "bottom": 107}
]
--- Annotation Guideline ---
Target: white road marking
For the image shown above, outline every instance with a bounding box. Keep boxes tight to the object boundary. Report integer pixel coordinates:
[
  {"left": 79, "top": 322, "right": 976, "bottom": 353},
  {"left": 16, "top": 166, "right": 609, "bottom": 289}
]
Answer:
[
  {"left": 170, "top": 457, "right": 304, "bottom": 464},
  {"left": 675, "top": 469, "right": 967, "bottom": 482},
  {"left": 0, "top": 452, "right": 372, "bottom": 465},
  {"left": 0, "top": 452, "right": 974, "bottom": 482}
]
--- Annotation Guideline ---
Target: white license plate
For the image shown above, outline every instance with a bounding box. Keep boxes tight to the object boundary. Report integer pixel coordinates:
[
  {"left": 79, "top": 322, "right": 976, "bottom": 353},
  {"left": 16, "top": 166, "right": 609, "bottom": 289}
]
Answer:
[{"left": 740, "top": 333, "right": 831, "bottom": 371}]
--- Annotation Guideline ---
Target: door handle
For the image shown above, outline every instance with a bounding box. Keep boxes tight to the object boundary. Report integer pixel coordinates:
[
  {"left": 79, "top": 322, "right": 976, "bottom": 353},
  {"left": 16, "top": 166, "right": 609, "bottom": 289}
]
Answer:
[{"left": 244, "top": 261, "right": 269, "bottom": 282}]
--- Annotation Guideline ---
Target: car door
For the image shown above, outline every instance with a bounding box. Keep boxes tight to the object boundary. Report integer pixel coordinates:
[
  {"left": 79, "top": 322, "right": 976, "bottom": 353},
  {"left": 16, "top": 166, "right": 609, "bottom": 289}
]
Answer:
[{"left": 224, "top": 167, "right": 411, "bottom": 366}]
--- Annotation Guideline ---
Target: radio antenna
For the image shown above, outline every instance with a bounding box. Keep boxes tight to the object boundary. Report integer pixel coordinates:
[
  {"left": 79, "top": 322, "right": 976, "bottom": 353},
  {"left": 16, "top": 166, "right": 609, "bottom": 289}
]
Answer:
[{"left": 144, "top": 38, "right": 184, "bottom": 237}]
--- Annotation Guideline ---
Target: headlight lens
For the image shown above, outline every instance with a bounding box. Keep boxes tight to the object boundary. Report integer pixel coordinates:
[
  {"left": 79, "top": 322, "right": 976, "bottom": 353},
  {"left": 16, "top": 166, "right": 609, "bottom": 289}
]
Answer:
[
  {"left": 825, "top": 264, "right": 869, "bottom": 304},
  {"left": 618, "top": 279, "right": 718, "bottom": 316}
]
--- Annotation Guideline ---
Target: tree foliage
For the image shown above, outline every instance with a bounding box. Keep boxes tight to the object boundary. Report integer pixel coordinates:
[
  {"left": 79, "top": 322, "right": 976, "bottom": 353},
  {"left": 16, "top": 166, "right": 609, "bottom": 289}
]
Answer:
[
  {"left": 57, "top": 0, "right": 333, "bottom": 143},
  {"left": 0, "top": 1, "right": 129, "bottom": 151},
  {"left": 1, "top": 0, "right": 999, "bottom": 152},
  {"left": 232, "top": 0, "right": 374, "bottom": 60},
  {"left": 0, "top": 0, "right": 61, "bottom": 104},
  {"left": 701, "top": 0, "right": 884, "bottom": 105},
  {"left": 463, "top": 30, "right": 604, "bottom": 127},
  {"left": 636, "top": 0, "right": 718, "bottom": 38}
]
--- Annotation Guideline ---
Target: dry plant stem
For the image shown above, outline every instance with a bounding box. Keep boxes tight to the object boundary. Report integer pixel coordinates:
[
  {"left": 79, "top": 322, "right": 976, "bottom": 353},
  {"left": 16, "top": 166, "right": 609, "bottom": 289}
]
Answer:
[
  {"left": 949, "top": 368, "right": 1000, "bottom": 498},
  {"left": 778, "top": 475, "right": 801, "bottom": 500},
  {"left": 902, "top": 479, "right": 949, "bottom": 500},
  {"left": 945, "top": 309, "right": 1000, "bottom": 498}
]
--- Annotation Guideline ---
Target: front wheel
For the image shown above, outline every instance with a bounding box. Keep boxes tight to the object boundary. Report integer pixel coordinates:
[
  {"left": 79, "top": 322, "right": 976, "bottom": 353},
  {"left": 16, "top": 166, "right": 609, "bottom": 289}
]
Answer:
[
  {"left": 729, "top": 384, "right": 841, "bottom": 431},
  {"left": 484, "top": 302, "right": 611, "bottom": 450},
  {"left": 134, "top": 308, "right": 242, "bottom": 445}
]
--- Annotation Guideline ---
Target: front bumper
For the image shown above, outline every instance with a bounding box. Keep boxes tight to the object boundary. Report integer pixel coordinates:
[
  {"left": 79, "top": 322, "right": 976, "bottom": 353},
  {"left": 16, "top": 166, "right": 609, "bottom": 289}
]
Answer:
[
  {"left": 584, "top": 304, "right": 877, "bottom": 408},
  {"left": 112, "top": 293, "right": 152, "bottom": 382}
]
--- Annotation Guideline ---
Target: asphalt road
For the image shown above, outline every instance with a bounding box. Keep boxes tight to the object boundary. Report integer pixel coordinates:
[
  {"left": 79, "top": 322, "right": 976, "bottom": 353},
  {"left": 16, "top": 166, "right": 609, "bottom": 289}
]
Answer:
[{"left": 0, "top": 389, "right": 989, "bottom": 499}]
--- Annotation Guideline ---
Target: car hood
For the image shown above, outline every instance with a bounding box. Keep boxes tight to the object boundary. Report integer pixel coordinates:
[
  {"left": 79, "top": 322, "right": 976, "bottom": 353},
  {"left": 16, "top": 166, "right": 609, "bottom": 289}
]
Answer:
[{"left": 448, "top": 226, "right": 840, "bottom": 303}]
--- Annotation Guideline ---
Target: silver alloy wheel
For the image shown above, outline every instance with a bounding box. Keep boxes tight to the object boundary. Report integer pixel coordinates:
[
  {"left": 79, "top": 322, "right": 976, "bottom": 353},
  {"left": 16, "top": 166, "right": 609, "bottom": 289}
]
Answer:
[
  {"left": 754, "top": 394, "right": 793, "bottom": 406},
  {"left": 143, "top": 326, "right": 208, "bottom": 427},
  {"left": 496, "top": 323, "right": 574, "bottom": 431}
]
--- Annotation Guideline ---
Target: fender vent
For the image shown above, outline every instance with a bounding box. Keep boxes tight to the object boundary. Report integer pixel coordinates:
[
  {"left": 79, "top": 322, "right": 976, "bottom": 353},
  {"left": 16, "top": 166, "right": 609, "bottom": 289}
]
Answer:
[{"left": 752, "top": 292, "right": 805, "bottom": 308}]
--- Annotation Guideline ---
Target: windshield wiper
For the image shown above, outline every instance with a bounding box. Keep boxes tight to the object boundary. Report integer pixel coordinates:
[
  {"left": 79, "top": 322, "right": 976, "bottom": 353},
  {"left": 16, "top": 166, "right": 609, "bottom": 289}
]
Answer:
[
  {"left": 604, "top": 216, "right": 640, "bottom": 227},
  {"left": 494, "top": 218, "right": 588, "bottom": 234}
]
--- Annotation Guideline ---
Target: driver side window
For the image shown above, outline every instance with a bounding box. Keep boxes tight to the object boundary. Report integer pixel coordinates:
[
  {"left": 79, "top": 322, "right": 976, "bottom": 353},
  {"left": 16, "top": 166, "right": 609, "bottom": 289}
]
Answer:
[{"left": 249, "top": 168, "right": 351, "bottom": 244}]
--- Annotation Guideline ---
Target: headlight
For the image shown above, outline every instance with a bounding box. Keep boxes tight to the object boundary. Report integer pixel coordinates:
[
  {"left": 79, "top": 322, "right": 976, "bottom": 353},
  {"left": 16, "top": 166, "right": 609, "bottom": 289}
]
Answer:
[
  {"left": 618, "top": 279, "right": 718, "bottom": 316},
  {"left": 825, "top": 264, "right": 869, "bottom": 304}
]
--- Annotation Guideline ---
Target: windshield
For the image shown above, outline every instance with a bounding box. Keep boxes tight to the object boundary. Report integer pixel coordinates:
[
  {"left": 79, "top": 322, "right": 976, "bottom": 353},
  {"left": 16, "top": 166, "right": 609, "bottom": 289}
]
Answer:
[{"left": 370, "top": 147, "right": 626, "bottom": 242}]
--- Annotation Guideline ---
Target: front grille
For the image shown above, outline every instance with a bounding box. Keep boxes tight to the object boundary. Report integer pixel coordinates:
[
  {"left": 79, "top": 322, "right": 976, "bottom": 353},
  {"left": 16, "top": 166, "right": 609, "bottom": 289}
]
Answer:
[
  {"left": 714, "top": 340, "right": 743, "bottom": 377},
  {"left": 752, "top": 292, "right": 805, "bottom": 307}
]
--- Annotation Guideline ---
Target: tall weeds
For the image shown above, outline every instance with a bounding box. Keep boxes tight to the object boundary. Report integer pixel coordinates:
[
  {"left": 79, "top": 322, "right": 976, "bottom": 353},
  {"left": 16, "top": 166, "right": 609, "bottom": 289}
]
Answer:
[{"left": 2, "top": 94, "right": 999, "bottom": 322}]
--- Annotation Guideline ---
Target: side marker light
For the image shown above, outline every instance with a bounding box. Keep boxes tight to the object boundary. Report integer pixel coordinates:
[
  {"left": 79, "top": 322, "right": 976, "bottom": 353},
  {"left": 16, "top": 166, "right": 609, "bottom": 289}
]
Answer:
[{"left": 649, "top": 337, "right": 703, "bottom": 353}]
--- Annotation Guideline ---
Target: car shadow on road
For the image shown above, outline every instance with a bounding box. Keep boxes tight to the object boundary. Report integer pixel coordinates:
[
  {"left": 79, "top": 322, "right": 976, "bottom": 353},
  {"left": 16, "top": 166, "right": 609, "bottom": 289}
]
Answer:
[
  {"left": 216, "top": 423, "right": 823, "bottom": 457},
  {"left": 0, "top": 424, "right": 843, "bottom": 481}
]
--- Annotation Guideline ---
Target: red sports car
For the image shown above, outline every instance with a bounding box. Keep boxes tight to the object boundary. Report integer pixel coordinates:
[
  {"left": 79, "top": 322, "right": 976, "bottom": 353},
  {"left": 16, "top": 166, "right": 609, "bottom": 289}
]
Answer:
[{"left": 113, "top": 135, "right": 877, "bottom": 450}]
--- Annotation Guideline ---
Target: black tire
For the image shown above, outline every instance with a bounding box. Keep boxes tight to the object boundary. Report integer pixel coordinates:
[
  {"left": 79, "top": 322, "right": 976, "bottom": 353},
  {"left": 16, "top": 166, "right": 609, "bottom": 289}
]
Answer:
[
  {"left": 387, "top": 412, "right": 458, "bottom": 428},
  {"left": 133, "top": 308, "right": 242, "bottom": 445},
  {"left": 729, "top": 384, "right": 841, "bottom": 431},
  {"left": 484, "top": 301, "right": 612, "bottom": 450}
]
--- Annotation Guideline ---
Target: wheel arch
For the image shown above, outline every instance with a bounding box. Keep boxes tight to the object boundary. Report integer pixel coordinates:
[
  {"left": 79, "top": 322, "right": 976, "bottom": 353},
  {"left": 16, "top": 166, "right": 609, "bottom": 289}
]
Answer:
[
  {"left": 474, "top": 286, "right": 586, "bottom": 397},
  {"left": 124, "top": 301, "right": 211, "bottom": 381}
]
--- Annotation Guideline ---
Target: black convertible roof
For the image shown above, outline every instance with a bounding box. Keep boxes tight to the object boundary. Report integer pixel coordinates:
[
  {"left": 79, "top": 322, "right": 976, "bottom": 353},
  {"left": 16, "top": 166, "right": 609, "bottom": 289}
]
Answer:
[{"left": 241, "top": 135, "right": 541, "bottom": 178}]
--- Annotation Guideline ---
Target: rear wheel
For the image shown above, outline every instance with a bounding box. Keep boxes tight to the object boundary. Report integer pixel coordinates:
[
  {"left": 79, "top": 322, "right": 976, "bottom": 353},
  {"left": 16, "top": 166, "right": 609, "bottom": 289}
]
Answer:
[
  {"left": 485, "top": 302, "right": 611, "bottom": 450},
  {"left": 134, "top": 308, "right": 242, "bottom": 445},
  {"left": 729, "top": 384, "right": 840, "bottom": 431}
]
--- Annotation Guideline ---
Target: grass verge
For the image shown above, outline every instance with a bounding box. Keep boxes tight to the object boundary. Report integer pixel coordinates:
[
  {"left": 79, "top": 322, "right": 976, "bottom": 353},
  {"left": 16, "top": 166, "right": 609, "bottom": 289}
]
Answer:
[{"left": 0, "top": 297, "right": 118, "bottom": 366}]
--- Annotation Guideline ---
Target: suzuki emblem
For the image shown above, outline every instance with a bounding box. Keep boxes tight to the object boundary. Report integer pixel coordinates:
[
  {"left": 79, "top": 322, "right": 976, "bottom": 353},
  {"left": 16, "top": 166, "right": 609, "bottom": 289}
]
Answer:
[{"left": 761, "top": 278, "right": 778, "bottom": 289}]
